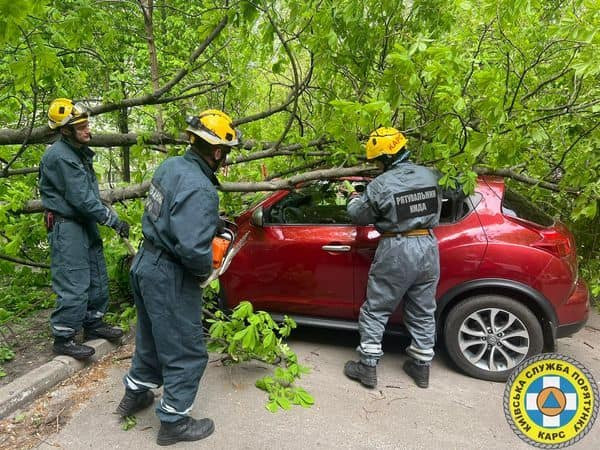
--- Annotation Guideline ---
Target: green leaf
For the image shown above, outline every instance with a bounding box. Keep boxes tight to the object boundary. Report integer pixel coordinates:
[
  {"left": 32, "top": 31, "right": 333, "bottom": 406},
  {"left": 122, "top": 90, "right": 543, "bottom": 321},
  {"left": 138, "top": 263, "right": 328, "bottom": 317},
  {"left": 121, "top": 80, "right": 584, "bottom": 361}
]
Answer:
[
  {"left": 241, "top": 324, "right": 257, "bottom": 350},
  {"left": 0, "top": 346, "right": 15, "bottom": 363},
  {"left": 276, "top": 395, "right": 292, "bottom": 410},
  {"left": 295, "top": 389, "right": 315, "bottom": 406},
  {"left": 232, "top": 327, "right": 247, "bottom": 342},
  {"left": 231, "top": 301, "right": 253, "bottom": 320},
  {"left": 263, "top": 330, "right": 275, "bottom": 349},
  {"left": 266, "top": 401, "right": 278, "bottom": 413},
  {"left": 121, "top": 415, "right": 137, "bottom": 431},
  {"left": 209, "top": 321, "right": 224, "bottom": 339}
]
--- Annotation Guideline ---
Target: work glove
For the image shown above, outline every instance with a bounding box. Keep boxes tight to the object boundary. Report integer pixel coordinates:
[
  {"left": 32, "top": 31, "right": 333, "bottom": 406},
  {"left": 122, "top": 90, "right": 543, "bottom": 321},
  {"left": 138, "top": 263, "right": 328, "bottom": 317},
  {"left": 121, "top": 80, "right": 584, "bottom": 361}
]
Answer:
[
  {"left": 341, "top": 180, "right": 360, "bottom": 198},
  {"left": 112, "top": 219, "right": 130, "bottom": 239}
]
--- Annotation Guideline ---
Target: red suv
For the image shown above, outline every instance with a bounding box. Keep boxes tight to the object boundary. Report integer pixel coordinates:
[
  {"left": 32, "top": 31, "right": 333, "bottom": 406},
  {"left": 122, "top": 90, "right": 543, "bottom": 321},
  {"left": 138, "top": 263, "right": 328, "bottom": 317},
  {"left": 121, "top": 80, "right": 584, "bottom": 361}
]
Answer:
[{"left": 220, "top": 176, "right": 590, "bottom": 381}]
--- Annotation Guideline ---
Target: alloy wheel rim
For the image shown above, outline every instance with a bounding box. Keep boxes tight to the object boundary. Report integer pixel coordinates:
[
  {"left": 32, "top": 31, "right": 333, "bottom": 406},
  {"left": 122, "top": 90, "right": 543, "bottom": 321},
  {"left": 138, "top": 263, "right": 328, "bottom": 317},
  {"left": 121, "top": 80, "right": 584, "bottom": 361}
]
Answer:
[{"left": 458, "top": 308, "right": 530, "bottom": 372}]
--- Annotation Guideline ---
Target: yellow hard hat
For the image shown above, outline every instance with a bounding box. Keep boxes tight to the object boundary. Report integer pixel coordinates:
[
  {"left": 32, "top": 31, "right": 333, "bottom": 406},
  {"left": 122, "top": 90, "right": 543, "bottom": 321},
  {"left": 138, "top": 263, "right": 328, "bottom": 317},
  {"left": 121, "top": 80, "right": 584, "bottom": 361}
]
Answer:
[
  {"left": 365, "top": 127, "right": 407, "bottom": 160},
  {"left": 185, "top": 109, "right": 241, "bottom": 146},
  {"left": 48, "top": 98, "right": 89, "bottom": 129}
]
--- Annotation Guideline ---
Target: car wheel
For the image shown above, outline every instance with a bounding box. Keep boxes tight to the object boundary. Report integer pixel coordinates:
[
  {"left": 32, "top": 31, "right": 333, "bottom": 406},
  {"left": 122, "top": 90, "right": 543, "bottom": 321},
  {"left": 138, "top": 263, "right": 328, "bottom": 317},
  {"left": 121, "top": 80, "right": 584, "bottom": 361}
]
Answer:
[{"left": 443, "top": 294, "right": 543, "bottom": 381}]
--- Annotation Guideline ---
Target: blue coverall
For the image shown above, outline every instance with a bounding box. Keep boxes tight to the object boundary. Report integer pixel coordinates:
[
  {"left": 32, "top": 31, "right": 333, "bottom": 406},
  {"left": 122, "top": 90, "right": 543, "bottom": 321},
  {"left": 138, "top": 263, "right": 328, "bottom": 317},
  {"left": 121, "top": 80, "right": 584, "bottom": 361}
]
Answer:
[
  {"left": 39, "top": 137, "right": 120, "bottom": 339},
  {"left": 124, "top": 148, "right": 218, "bottom": 423},
  {"left": 347, "top": 159, "right": 442, "bottom": 366}
]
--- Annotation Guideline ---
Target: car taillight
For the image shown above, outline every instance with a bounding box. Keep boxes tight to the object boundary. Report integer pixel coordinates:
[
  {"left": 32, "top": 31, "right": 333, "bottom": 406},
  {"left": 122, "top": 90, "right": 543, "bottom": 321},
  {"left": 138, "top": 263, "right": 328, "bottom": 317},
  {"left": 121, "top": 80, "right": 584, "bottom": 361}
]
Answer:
[{"left": 531, "top": 229, "right": 572, "bottom": 258}]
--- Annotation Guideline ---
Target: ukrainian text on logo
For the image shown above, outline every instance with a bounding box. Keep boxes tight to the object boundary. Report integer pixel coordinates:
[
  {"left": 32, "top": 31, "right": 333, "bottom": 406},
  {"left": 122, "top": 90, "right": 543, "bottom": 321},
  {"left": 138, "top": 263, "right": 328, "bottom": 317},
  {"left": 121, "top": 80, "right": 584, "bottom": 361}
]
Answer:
[{"left": 504, "top": 353, "right": 598, "bottom": 448}]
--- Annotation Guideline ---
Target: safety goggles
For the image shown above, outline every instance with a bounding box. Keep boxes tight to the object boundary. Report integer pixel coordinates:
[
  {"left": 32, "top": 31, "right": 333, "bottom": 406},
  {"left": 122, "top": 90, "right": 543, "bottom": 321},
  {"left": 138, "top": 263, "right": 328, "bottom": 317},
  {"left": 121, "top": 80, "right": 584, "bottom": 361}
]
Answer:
[
  {"left": 57, "top": 102, "right": 89, "bottom": 127},
  {"left": 186, "top": 115, "right": 242, "bottom": 146}
]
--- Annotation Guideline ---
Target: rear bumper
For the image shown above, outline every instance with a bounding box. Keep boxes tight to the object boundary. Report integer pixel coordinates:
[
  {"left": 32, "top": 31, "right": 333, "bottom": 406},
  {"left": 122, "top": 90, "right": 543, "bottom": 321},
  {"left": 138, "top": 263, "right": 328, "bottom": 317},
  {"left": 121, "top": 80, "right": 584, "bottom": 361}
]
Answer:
[
  {"left": 556, "top": 279, "right": 590, "bottom": 339},
  {"left": 557, "top": 319, "right": 588, "bottom": 338}
]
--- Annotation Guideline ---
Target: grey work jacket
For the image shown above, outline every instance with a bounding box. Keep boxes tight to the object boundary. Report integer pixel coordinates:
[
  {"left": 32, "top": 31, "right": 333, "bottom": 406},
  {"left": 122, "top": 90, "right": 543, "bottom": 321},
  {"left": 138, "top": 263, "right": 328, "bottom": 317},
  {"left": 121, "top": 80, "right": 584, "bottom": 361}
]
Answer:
[{"left": 348, "top": 160, "right": 441, "bottom": 233}]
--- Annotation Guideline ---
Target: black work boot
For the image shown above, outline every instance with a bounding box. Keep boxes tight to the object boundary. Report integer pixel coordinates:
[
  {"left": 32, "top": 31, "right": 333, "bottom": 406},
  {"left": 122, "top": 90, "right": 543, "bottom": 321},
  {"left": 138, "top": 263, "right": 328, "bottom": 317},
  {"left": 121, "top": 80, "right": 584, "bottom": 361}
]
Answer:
[
  {"left": 84, "top": 323, "right": 124, "bottom": 342},
  {"left": 116, "top": 389, "right": 155, "bottom": 417},
  {"left": 403, "top": 359, "right": 430, "bottom": 388},
  {"left": 156, "top": 416, "right": 215, "bottom": 446},
  {"left": 343, "top": 360, "right": 377, "bottom": 388},
  {"left": 53, "top": 337, "right": 95, "bottom": 360}
]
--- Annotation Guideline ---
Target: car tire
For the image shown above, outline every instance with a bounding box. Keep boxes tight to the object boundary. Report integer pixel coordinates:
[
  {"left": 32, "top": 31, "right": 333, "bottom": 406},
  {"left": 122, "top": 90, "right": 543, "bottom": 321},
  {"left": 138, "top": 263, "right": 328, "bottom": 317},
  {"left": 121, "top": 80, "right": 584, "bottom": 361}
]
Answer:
[{"left": 443, "top": 294, "right": 544, "bottom": 382}]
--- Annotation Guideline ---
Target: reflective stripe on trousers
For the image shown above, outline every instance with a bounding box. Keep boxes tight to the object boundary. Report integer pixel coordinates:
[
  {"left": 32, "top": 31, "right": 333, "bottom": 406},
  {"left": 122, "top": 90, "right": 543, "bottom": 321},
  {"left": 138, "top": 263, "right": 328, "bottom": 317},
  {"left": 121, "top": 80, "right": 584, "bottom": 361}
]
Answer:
[
  {"left": 357, "top": 235, "right": 439, "bottom": 365},
  {"left": 125, "top": 247, "right": 208, "bottom": 423},
  {"left": 49, "top": 220, "right": 110, "bottom": 338}
]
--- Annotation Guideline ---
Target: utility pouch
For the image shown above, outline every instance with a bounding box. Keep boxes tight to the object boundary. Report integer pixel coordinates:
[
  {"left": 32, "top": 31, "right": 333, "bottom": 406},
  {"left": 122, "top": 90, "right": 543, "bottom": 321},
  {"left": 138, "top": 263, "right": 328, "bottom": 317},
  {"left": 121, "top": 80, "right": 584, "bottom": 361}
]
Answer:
[{"left": 44, "top": 210, "right": 55, "bottom": 232}]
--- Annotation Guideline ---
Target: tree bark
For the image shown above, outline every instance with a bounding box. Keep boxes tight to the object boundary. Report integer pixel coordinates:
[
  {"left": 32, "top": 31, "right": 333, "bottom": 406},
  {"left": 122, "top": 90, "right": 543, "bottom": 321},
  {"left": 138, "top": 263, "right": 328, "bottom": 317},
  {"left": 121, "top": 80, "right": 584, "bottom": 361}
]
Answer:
[
  {"left": 140, "top": 0, "right": 166, "bottom": 153},
  {"left": 0, "top": 253, "right": 49, "bottom": 269},
  {"left": 118, "top": 106, "right": 131, "bottom": 182},
  {"left": 18, "top": 165, "right": 376, "bottom": 214}
]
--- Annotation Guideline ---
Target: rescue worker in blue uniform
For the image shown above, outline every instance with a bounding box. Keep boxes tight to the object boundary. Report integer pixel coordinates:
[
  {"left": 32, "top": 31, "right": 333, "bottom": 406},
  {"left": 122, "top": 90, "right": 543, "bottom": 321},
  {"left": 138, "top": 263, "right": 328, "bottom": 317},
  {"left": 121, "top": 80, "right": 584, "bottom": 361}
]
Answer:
[
  {"left": 116, "top": 110, "right": 240, "bottom": 446},
  {"left": 344, "top": 127, "right": 441, "bottom": 389},
  {"left": 39, "top": 98, "right": 130, "bottom": 360}
]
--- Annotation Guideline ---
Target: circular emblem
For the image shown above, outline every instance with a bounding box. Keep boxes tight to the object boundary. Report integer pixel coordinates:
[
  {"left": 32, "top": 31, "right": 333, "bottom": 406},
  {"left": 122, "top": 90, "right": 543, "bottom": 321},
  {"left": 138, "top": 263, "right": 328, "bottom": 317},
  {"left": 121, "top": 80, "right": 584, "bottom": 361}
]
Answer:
[{"left": 504, "top": 353, "right": 598, "bottom": 448}]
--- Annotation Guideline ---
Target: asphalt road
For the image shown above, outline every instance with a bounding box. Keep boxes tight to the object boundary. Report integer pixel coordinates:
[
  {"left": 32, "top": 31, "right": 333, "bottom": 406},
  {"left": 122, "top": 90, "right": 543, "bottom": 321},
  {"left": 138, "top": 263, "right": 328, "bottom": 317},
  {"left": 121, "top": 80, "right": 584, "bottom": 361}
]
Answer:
[{"left": 37, "top": 311, "right": 600, "bottom": 449}]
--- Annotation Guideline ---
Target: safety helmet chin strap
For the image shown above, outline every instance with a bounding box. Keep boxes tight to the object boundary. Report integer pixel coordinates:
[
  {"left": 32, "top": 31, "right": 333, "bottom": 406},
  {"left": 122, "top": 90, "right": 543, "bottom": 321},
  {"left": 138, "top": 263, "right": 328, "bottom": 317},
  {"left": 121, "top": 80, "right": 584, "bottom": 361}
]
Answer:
[
  {"left": 190, "top": 142, "right": 228, "bottom": 173},
  {"left": 397, "top": 149, "right": 411, "bottom": 163},
  {"left": 377, "top": 149, "right": 410, "bottom": 170},
  {"left": 61, "top": 126, "right": 83, "bottom": 148}
]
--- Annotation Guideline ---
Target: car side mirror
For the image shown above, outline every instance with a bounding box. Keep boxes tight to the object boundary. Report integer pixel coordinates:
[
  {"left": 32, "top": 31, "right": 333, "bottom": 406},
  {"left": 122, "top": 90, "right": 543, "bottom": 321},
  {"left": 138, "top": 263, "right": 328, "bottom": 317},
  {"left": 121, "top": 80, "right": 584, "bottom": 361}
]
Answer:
[{"left": 250, "top": 206, "right": 264, "bottom": 227}]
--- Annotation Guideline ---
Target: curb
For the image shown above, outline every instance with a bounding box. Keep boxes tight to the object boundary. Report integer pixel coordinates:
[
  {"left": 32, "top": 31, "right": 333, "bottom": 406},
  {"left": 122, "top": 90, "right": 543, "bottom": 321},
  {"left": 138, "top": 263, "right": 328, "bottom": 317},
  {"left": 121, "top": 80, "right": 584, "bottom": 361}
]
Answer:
[{"left": 0, "top": 338, "right": 118, "bottom": 419}]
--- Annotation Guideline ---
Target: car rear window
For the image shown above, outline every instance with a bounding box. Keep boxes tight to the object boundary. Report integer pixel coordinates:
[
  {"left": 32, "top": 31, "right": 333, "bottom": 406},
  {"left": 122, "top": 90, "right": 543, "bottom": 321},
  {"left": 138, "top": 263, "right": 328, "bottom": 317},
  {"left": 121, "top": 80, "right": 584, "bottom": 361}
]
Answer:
[{"left": 502, "top": 189, "right": 554, "bottom": 227}]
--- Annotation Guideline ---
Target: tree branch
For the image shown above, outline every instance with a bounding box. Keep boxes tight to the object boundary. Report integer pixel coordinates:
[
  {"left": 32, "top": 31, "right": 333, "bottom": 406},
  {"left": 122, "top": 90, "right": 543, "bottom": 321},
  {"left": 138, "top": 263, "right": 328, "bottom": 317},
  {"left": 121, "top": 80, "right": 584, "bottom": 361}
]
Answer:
[
  {"left": 462, "top": 21, "right": 493, "bottom": 97},
  {"left": 474, "top": 166, "right": 581, "bottom": 194},
  {"left": 521, "top": 47, "right": 579, "bottom": 102},
  {"left": 547, "top": 121, "right": 600, "bottom": 177},
  {"left": 0, "top": 167, "right": 39, "bottom": 178},
  {"left": 152, "top": 16, "right": 228, "bottom": 99},
  {"left": 18, "top": 164, "right": 375, "bottom": 213},
  {"left": 265, "top": 158, "right": 327, "bottom": 180},
  {"left": 233, "top": 55, "right": 313, "bottom": 127},
  {"left": 0, "top": 253, "right": 49, "bottom": 269},
  {"left": 262, "top": 7, "right": 302, "bottom": 150},
  {"left": 2, "top": 27, "right": 39, "bottom": 176},
  {"left": 226, "top": 137, "right": 332, "bottom": 165},
  {"left": 0, "top": 15, "right": 229, "bottom": 144}
]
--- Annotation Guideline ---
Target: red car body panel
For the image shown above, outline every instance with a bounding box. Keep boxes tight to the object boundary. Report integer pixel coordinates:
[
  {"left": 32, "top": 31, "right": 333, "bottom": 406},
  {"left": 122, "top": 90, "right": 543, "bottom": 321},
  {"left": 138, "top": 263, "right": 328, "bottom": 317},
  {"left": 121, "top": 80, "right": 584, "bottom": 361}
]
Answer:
[
  {"left": 221, "top": 176, "right": 589, "bottom": 338},
  {"left": 230, "top": 223, "right": 356, "bottom": 319}
]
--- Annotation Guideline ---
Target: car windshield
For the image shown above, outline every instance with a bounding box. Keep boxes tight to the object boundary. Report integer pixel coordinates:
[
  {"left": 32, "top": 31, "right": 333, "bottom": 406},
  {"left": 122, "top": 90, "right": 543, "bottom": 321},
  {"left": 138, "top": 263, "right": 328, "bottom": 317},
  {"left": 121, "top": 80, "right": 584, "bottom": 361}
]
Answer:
[
  {"left": 267, "top": 180, "right": 354, "bottom": 224},
  {"left": 502, "top": 188, "right": 554, "bottom": 227}
]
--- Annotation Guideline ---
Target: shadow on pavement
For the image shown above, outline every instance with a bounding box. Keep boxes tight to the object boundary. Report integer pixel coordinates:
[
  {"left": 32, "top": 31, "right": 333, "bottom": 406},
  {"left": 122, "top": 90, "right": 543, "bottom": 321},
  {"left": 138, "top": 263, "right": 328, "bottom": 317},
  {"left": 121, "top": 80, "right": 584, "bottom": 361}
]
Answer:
[{"left": 288, "top": 324, "right": 458, "bottom": 373}]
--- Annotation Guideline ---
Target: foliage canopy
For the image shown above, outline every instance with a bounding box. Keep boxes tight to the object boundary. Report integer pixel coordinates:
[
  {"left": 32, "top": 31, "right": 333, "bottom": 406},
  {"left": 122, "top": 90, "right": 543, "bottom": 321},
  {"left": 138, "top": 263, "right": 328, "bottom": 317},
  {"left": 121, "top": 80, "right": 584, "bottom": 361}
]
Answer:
[{"left": 0, "top": 0, "right": 598, "bottom": 319}]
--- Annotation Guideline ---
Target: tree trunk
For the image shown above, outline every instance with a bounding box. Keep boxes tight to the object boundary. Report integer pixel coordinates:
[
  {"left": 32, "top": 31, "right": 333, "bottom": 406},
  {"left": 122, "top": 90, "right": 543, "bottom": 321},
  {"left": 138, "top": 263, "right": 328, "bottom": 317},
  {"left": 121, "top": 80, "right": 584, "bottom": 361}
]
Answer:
[
  {"left": 118, "top": 106, "right": 131, "bottom": 182},
  {"left": 140, "top": 0, "right": 166, "bottom": 152}
]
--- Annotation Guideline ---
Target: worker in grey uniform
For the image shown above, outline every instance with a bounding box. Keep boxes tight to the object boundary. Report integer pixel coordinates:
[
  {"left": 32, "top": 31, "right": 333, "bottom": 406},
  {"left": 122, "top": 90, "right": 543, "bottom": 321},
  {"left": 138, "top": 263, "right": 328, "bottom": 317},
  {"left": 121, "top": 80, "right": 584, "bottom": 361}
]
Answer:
[
  {"left": 40, "top": 98, "right": 129, "bottom": 360},
  {"left": 344, "top": 127, "right": 441, "bottom": 389},
  {"left": 116, "top": 109, "right": 240, "bottom": 446}
]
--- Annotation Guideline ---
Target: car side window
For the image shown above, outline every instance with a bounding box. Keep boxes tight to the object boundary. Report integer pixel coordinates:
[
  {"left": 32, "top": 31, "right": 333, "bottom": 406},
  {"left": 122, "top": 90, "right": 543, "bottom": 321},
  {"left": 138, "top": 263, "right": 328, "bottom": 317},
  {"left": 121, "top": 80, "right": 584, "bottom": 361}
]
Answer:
[
  {"left": 266, "top": 181, "right": 352, "bottom": 225},
  {"left": 440, "top": 187, "right": 482, "bottom": 223}
]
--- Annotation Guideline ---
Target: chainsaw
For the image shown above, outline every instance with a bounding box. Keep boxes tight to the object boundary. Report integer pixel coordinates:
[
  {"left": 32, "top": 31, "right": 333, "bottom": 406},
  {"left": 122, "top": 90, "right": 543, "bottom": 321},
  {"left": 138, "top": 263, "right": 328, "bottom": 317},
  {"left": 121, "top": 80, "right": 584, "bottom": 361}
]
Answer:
[{"left": 200, "top": 219, "right": 249, "bottom": 288}]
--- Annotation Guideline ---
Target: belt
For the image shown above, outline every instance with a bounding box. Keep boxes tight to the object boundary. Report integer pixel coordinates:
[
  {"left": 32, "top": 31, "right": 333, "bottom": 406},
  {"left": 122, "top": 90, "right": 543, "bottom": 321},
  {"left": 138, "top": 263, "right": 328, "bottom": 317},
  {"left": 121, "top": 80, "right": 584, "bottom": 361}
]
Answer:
[
  {"left": 381, "top": 229, "right": 432, "bottom": 238},
  {"left": 54, "top": 215, "right": 80, "bottom": 224},
  {"left": 142, "top": 240, "right": 179, "bottom": 264},
  {"left": 44, "top": 210, "right": 83, "bottom": 231},
  {"left": 48, "top": 211, "right": 83, "bottom": 224}
]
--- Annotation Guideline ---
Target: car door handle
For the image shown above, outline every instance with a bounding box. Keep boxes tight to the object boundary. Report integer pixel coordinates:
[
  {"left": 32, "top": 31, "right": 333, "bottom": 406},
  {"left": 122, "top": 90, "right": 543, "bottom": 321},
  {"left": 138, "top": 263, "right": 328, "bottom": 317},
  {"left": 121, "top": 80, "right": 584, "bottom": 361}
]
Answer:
[{"left": 322, "top": 245, "right": 351, "bottom": 252}]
